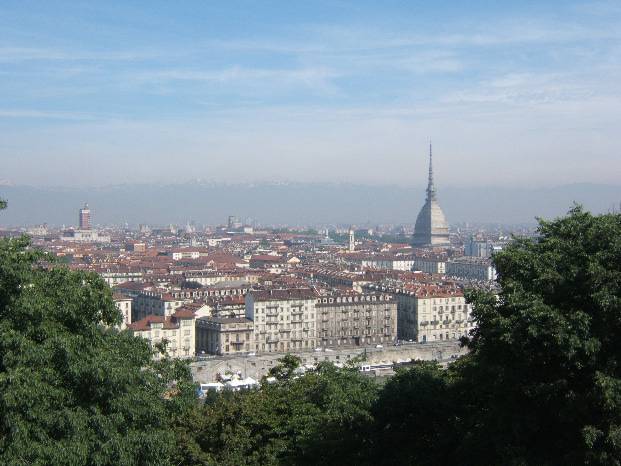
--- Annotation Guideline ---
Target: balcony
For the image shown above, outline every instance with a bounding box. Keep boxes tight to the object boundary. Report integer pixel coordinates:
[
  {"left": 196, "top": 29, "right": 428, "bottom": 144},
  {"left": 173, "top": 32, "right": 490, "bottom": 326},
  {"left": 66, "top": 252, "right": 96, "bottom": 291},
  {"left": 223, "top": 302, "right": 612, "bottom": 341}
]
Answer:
[{"left": 420, "top": 321, "right": 429, "bottom": 326}]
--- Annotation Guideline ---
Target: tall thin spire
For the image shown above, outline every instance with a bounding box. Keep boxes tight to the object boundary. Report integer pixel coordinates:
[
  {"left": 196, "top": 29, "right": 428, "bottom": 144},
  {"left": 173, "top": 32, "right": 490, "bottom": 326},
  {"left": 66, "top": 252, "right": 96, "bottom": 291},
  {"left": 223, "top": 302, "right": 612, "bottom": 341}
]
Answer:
[{"left": 427, "top": 142, "right": 436, "bottom": 200}]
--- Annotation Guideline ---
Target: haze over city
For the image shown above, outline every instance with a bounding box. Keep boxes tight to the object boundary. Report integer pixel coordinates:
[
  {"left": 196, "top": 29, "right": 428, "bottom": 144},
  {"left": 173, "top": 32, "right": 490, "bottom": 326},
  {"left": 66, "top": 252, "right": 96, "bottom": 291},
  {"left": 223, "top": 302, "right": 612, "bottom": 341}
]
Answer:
[{"left": 2, "top": 0, "right": 621, "bottom": 193}]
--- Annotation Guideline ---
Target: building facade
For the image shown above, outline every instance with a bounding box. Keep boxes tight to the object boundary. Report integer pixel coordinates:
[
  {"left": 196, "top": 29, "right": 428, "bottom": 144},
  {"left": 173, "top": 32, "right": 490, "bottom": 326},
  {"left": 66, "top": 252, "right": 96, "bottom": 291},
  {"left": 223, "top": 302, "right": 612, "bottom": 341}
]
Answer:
[
  {"left": 113, "top": 293, "right": 132, "bottom": 330},
  {"left": 79, "top": 203, "right": 91, "bottom": 230},
  {"left": 393, "top": 285, "right": 474, "bottom": 342},
  {"left": 196, "top": 317, "right": 254, "bottom": 355},
  {"left": 245, "top": 289, "right": 318, "bottom": 353},
  {"left": 316, "top": 293, "right": 397, "bottom": 347},
  {"left": 413, "top": 256, "right": 447, "bottom": 274},
  {"left": 128, "top": 310, "right": 196, "bottom": 359},
  {"left": 447, "top": 256, "right": 497, "bottom": 281}
]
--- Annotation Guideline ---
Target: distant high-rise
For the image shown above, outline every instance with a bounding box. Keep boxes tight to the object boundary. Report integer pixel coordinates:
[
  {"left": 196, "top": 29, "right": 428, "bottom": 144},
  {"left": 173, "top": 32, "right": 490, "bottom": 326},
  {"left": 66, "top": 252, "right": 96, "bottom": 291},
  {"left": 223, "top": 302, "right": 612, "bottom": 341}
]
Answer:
[
  {"left": 348, "top": 228, "right": 355, "bottom": 252},
  {"left": 227, "top": 215, "right": 241, "bottom": 230},
  {"left": 79, "top": 203, "right": 91, "bottom": 230},
  {"left": 412, "top": 145, "right": 450, "bottom": 247}
]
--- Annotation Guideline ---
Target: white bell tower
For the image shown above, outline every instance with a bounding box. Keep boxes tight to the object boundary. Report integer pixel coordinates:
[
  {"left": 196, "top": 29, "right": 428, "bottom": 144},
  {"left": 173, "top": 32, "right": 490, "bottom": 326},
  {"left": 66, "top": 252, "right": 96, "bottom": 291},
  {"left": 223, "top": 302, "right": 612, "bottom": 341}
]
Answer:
[{"left": 348, "top": 228, "right": 355, "bottom": 252}]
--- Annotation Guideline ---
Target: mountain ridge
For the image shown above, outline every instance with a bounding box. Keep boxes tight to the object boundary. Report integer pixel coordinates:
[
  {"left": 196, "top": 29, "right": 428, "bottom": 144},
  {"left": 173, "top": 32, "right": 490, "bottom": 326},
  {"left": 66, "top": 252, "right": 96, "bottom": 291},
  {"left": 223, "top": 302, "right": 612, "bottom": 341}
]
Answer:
[{"left": 1, "top": 182, "right": 620, "bottom": 227}]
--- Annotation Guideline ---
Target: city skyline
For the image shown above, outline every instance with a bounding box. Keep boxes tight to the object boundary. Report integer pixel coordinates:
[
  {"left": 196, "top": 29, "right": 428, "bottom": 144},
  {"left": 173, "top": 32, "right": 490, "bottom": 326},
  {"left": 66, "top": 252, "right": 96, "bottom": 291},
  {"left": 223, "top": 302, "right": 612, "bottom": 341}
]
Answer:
[{"left": 1, "top": 1, "right": 621, "bottom": 187}]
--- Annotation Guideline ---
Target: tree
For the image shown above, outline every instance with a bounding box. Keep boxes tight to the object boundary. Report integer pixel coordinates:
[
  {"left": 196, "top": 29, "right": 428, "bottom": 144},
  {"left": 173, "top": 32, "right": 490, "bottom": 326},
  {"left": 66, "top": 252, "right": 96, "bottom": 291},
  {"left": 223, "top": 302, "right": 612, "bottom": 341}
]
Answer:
[
  {"left": 0, "top": 202, "right": 195, "bottom": 465},
  {"left": 368, "top": 362, "right": 457, "bottom": 466},
  {"left": 266, "top": 353, "right": 302, "bottom": 381},
  {"left": 452, "top": 206, "right": 621, "bottom": 464},
  {"left": 176, "top": 359, "right": 378, "bottom": 466}
]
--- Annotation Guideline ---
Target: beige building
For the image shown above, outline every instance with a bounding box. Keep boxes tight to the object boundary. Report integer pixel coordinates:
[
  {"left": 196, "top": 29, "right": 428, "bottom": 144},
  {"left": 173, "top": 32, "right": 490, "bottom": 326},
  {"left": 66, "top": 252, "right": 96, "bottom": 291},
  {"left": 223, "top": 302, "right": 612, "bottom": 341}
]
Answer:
[
  {"left": 245, "top": 289, "right": 318, "bottom": 353},
  {"left": 350, "top": 255, "right": 415, "bottom": 271},
  {"left": 112, "top": 293, "right": 132, "bottom": 330},
  {"left": 446, "top": 256, "right": 497, "bottom": 281},
  {"left": 130, "top": 291, "right": 187, "bottom": 322},
  {"left": 390, "top": 284, "right": 474, "bottom": 343},
  {"left": 184, "top": 271, "right": 259, "bottom": 287},
  {"left": 128, "top": 309, "right": 196, "bottom": 359},
  {"left": 413, "top": 256, "right": 447, "bottom": 274},
  {"left": 316, "top": 292, "right": 397, "bottom": 347},
  {"left": 196, "top": 317, "right": 254, "bottom": 355}
]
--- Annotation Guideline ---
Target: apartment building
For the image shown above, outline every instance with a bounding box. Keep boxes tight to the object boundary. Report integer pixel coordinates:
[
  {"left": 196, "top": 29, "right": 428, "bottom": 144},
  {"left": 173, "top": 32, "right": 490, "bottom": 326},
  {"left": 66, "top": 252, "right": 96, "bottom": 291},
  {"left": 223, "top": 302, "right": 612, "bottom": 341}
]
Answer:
[
  {"left": 388, "top": 284, "right": 474, "bottom": 343},
  {"left": 413, "top": 256, "right": 447, "bottom": 274},
  {"left": 315, "top": 292, "right": 397, "bottom": 347},
  {"left": 184, "top": 270, "right": 260, "bottom": 287},
  {"left": 112, "top": 293, "right": 132, "bottom": 330},
  {"left": 128, "top": 309, "right": 196, "bottom": 359},
  {"left": 196, "top": 317, "right": 254, "bottom": 355},
  {"left": 130, "top": 291, "right": 187, "bottom": 322},
  {"left": 446, "top": 256, "right": 497, "bottom": 281},
  {"left": 349, "top": 254, "right": 415, "bottom": 271},
  {"left": 245, "top": 289, "right": 318, "bottom": 353}
]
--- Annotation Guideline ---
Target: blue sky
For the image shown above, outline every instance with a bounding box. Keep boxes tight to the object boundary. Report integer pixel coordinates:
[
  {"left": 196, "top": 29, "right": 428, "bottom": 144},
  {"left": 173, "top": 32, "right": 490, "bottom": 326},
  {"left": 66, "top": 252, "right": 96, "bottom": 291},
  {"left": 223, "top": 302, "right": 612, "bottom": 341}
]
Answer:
[{"left": 1, "top": 0, "right": 620, "bottom": 187}]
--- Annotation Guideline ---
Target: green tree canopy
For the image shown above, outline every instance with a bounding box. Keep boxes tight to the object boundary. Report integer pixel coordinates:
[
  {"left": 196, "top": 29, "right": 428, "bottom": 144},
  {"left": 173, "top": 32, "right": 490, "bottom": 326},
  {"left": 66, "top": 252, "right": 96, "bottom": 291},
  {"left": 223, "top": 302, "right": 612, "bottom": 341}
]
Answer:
[
  {"left": 176, "top": 360, "right": 378, "bottom": 466},
  {"left": 453, "top": 206, "right": 621, "bottom": 464},
  {"left": 0, "top": 224, "right": 194, "bottom": 463}
]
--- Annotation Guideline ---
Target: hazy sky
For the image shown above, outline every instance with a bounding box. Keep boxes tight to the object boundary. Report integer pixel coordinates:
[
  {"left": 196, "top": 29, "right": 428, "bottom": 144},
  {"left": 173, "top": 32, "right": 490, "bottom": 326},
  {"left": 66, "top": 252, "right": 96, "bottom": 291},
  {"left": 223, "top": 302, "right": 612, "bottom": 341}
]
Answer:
[{"left": 1, "top": 0, "right": 620, "bottom": 188}]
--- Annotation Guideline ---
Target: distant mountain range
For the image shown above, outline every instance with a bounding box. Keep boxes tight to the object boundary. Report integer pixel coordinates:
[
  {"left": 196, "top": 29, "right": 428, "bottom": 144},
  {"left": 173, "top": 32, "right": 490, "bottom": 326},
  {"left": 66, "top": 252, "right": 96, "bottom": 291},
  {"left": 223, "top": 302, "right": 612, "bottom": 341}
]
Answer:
[{"left": 1, "top": 182, "right": 620, "bottom": 227}]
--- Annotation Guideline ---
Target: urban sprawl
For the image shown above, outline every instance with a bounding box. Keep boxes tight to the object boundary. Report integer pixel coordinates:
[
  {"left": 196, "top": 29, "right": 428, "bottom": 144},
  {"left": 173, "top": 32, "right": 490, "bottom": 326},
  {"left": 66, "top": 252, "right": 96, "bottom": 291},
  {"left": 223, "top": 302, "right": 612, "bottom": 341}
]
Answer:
[{"left": 6, "top": 149, "right": 532, "bottom": 387}]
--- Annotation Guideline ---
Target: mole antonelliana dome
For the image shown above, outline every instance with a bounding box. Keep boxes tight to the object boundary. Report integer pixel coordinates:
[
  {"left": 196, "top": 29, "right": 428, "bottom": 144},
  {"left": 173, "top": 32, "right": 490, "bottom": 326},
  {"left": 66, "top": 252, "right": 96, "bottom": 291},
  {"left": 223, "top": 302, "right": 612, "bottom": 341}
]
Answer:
[{"left": 412, "top": 145, "right": 450, "bottom": 247}]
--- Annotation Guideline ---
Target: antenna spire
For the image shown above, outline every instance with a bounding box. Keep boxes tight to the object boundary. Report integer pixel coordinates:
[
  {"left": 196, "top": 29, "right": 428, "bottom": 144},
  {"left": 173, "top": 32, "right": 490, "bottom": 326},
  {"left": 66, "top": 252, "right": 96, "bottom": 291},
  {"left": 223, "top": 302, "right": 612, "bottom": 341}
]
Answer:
[{"left": 427, "top": 142, "right": 436, "bottom": 200}]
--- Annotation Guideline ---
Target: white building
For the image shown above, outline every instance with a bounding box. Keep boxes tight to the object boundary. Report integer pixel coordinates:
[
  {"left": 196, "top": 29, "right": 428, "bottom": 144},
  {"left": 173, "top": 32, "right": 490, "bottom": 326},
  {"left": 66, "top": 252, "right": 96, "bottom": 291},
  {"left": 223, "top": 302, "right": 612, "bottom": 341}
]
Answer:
[
  {"left": 447, "top": 256, "right": 497, "bottom": 281},
  {"left": 166, "top": 249, "right": 201, "bottom": 260},
  {"left": 413, "top": 256, "right": 446, "bottom": 274},
  {"left": 61, "top": 229, "right": 111, "bottom": 243},
  {"left": 113, "top": 293, "right": 132, "bottom": 330},
  {"left": 245, "top": 289, "right": 318, "bottom": 353},
  {"left": 128, "top": 309, "right": 196, "bottom": 359},
  {"left": 351, "top": 255, "right": 415, "bottom": 271},
  {"left": 130, "top": 291, "right": 187, "bottom": 322}
]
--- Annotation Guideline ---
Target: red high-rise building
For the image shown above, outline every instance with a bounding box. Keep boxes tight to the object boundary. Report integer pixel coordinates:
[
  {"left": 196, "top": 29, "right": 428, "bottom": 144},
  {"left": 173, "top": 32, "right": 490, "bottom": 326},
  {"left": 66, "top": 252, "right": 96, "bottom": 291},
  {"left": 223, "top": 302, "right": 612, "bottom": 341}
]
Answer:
[{"left": 79, "top": 203, "right": 91, "bottom": 230}]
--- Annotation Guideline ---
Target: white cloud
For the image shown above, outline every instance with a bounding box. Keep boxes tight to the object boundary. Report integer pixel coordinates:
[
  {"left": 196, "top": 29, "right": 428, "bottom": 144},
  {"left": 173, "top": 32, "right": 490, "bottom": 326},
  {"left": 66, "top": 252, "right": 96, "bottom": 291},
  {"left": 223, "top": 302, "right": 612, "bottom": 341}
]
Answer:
[{"left": 0, "top": 109, "right": 97, "bottom": 120}]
